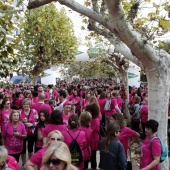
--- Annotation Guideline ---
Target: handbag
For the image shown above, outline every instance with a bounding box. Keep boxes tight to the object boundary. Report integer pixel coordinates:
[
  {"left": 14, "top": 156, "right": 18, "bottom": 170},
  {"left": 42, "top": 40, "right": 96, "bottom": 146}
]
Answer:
[{"left": 126, "top": 149, "right": 132, "bottom": 170}]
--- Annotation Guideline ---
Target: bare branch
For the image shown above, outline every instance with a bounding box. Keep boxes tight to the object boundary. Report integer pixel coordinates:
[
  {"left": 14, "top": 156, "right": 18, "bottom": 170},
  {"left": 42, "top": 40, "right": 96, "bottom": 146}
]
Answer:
[{"left": 28, "top": 0, "right": 53, "bottom": 9}]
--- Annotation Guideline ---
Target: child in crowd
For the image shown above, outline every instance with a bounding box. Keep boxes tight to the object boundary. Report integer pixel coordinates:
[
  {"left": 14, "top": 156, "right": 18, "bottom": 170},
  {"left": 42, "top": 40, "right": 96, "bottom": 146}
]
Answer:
[{"left": 34, "top": 109, "right": 50, "bottom": 152}]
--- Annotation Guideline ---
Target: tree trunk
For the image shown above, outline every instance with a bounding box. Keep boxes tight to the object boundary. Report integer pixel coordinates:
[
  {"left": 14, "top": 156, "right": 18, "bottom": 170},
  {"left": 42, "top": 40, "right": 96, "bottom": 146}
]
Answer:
[
  {"left": 147, "top": 67, "right": 169, "bottom": 168},
  {"left": 32, "top": 75, "right": 38, "bottom": 86}
]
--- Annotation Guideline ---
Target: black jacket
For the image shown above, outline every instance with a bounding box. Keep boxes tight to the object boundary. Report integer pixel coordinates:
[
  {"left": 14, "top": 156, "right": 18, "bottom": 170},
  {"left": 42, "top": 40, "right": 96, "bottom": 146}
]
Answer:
[{"left": 99, "top": 138, "right": 127, "bottom": 170}]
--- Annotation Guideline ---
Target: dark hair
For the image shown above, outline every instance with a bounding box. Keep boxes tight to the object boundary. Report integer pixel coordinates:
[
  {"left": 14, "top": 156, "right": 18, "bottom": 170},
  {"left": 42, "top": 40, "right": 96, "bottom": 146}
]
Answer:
[
  {"left": 16, "top": 92, "right": 22, "bottom": 98},
  {"left": 68, "top": 114, "right": 79, "bottom": 129},
  {"left": 104, "top": 122, "right": 120, "bottom": 151},
  {"left": 32, "top": 91, "right": 38, "bottom": 97},
  {"left": 99, "top": 91, "right": 106, "bottom": 99},
  {"left": 59, "top": 90, "right": 67, "bottom": 98},
  {"left": 50, "top": 110, "right": 63, "bottom": 125},
  {"left": 85, "top": 103, "right": 100, "bottom": 119},
  {"left": 38, "top": 109, "right": 50, "bottom": 126},
  {"left": 0, "top": 98, "right": 10, "bottom": 109},
  {"left": 111, "top": 113, "right": 125, "bottom": 128},
  {"left": 145, "top": 119, "right": 159, "bottom": 133}
]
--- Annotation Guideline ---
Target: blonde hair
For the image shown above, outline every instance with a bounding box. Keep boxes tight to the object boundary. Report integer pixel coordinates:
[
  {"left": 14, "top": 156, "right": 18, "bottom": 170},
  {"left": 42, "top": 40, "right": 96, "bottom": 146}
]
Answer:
[
  {"left": 45, "top": 130, "right": 64, "bottom": 146},
  {"left": 0, "top": 146, "right": 8, "bottom": 164},
  {"left": 79, "top": 111, "right": 92, "bottom": 127},
  {"left": 22, "top": 98, "right": 31, "bottom": 106},
  {"left": 89, "top": 96, "right": 98, "bottom": 105},
  {"left": 9, "top": 110, "right": 20, "bottom": 123},
  {"left": 42, "top": 142, "right": 71, "bottom": 170}
]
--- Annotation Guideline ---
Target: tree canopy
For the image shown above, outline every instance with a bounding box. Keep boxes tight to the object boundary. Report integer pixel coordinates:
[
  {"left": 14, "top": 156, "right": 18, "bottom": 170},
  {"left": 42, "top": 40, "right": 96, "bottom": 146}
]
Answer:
[
  {"left": 14, "top": 3, "right": 78, "bottom": 82},
  {"left": 0, "top": 0, "right": 21, "bottom": 77}
]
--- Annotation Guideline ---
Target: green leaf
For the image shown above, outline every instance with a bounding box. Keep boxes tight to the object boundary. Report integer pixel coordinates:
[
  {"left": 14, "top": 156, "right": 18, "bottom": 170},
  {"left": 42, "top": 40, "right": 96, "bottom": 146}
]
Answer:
[
  {"left": 1, "top": 51, "right": 8, "bottom": 57},
  {"left": 159, "top": 20, "right": 170, "bottom": 29},
  {"left": 7, "top": 46, "right": 13, "bottom": 54},
  {"left": 158, "top": 40, "right": 165, "bottom": 47},
  {"left": 16, "top": 0, "right": 23, "bottom": 7}
]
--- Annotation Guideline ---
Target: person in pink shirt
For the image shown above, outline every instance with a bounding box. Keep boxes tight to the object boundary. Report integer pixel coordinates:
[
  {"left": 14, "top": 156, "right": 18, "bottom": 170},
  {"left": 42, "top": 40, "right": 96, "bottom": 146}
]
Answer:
[
  {"left": 31, "top": 91, "right": 39, "bottom": 104},
  {"left": 62, "top": 114, "right": 86, "bottom": 170},
  {"left": 43, "top": 110, "right": 66, "bottom": 146},
  {"left": 98, "top": 91, "right": 107, "bottom": 127},
  {"left": 79, "top": 111, "right": 92, "bottom": 169},
  {"left": 20, "top": 98, "right": 38, "bottom": 165},
  {"left": 70, "top": 89, "right": 81, "bottom": 116},
  {"left": 0, "top": 99, "right": 12, "bottom": 130},
  {"left": 41, "top": 142, "right": 78, "bottom": 170},
  {"left": 81, "top": 90, "right": 91, "bottom": 112},
  {"left": 62, "top": 101, "right": 73, "bottom": 127},
  {"left": 24, "top": 130, "right": 64, "bottom": 170},
  {"left": 52, "top": 86, "right": 59, "bottom": 101},
  {"left": 140, "top": 119, "right": 161, "bottom": 170},
  {"left": 98, "top": 91, "right": 107, "bottom": 117},
  {"left": 140, "top": 98, "right": 148, "bottom": 138},
  {"left": 31, "top": 93, "right": 52, "bottom": 114},
  {"left": 7, "top": 155, "right": 20, "bottom": 170},
  {"left": 38, "top": 86, "right": 50, "bottom": 103},
  {"left": 115, "top": 92, "right": 123, "bottom": 112},
  {"left": 13, "top": 92, "right": 24, "bottom": 109},
  {"left": 85, "top": 102, "right": 100, "bottom": 170},
  {"left": 34, "top": 109, "right": 50, "bottom": 152},
  {"left": 110, "top": 113, "right": 140, "bottom": 157},
  {"left": 2, "top": 110, "right": 27, "bottom": 162}
]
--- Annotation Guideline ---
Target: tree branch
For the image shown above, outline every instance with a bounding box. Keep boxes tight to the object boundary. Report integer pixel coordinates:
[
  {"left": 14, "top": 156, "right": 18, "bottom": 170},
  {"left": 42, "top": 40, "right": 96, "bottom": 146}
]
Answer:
[
  {"left": 28, "top": 0, "right": 112, "bottom": 29},
  {"left": 28, "top": 0, "right": 54, "bottom": 9},
  {"left": 88, "top": 23, "right": 144, "bottom": 69}
]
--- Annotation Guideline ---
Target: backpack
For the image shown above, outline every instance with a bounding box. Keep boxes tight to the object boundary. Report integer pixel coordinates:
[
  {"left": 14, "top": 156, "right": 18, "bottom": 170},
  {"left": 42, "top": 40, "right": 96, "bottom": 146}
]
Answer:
[
  {"left": 150, "top": 136, "right": 167, "bottom": 163},
  {"left": 67, "top": 130, "right": 83, "bottom": 166},
  {"left": 104, "top": 99, "right": 112, "bottom": 111},
  {"left": 129, "top": 104, "right": 135, "bottom": 115}
]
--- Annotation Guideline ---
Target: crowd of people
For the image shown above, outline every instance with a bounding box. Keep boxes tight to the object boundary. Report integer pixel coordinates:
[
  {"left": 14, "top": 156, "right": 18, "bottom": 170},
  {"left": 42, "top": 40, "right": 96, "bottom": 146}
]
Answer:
[{"left": 0, "top": 79, "right": 164, "bottom": 170}]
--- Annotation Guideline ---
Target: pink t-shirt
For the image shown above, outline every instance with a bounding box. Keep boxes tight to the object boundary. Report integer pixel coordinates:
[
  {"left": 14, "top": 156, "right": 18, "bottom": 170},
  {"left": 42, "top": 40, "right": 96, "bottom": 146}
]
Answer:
[
  {"left": 62, "top": 129, "right": 86, "bottom": 170},
  {"left": 79, "top": 126, "right": 92, "bottom": 161},
  {"left": 43, "top": 124, "right": 66, "bottom": 137},
  {"left": 118, "top": 126, "right": 137, "bottom": 156},
  {"left": 2, "top": 122, "right": 27, "bottom": 154},
  {"left": 62, "top": 112, "right": 73, "bottom": 127},
  {"left": 90, "top": 118, "right": 100, "bottom": 150},
  {"left": 52, "top": 90, "right": 59, "bottom": 101},
  {"left": 140, "top": 105, "right": 148, "bottom": 123},
  {"left": 14, "top": 97, "right": 23, "bottom": 108},
  {"left": 8, "top": 156, "right": 19, "bottom": 170},
  {"left": 32, "top": 97, "right": 39, "bottom": 104},
  {"left": 70, "top": 96, "right": 81, "bottom": 110},
  {"left": 116, "top": 97, "right": 123, "bottom": 111},
  {"left": 0, "top": 108, "right": 11, "bottom": 129},
  {"left": 98, "top": 98, "right": 107, "bottom": 115},
  {"left": 31, "top": 102, "right": 52, "bottom": 114},
  {"left": 20, "top": 109, "right": 38, "bottom": 136},
  {"left": 35, "top": 127, "right": 44, "bottom": 148},
  {"left": 140, "top": 137, "right": 161, "bottom": 170},
  {"left": 82, "top": 99, "right": 89, "bottom": 110},
  {"left": 30, "top": 147, "right": 48, "bottom": 170}
]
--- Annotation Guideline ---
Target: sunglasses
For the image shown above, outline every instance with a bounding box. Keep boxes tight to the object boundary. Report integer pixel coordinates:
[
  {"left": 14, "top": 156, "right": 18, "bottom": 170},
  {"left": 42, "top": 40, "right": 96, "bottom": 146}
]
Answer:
[
  {"left": 46, "top": 158, "right": 62, "bottom": 166},
  {"left": 50, "top": 137, "right": 62, "bottom": 141}
]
